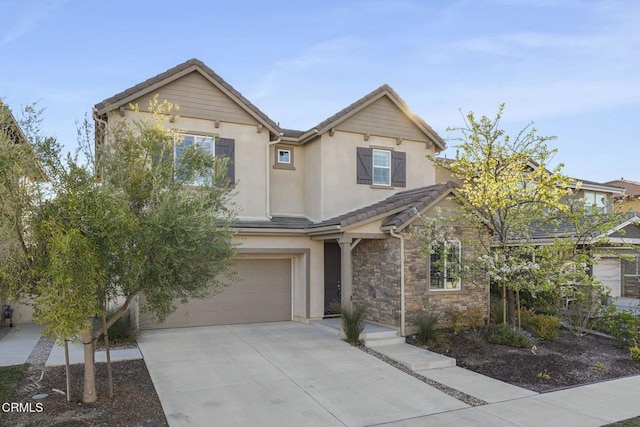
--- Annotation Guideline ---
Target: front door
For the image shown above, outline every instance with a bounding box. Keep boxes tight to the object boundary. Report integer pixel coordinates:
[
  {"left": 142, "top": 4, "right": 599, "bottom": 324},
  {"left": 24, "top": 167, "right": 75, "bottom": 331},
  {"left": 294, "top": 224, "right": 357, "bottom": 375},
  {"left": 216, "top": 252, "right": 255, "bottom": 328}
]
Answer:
[{"left": 324, "top": 241, "right": 342, "bottom": 315}]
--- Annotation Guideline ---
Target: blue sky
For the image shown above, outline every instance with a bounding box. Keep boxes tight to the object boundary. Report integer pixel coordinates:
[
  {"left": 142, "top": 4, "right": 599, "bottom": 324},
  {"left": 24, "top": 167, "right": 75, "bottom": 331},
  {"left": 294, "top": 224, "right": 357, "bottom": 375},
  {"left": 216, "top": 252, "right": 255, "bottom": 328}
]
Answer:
[{"left": 1, "top": 0, "right": 639, "bottom": 183}]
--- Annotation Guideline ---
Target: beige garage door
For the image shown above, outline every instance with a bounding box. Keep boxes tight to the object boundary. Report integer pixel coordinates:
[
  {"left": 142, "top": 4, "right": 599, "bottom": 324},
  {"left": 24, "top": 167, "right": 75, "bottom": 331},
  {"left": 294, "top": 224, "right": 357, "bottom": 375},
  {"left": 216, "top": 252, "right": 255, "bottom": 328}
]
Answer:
[{"left": 139, "top": 258, "right": 292, "bottom": 329}]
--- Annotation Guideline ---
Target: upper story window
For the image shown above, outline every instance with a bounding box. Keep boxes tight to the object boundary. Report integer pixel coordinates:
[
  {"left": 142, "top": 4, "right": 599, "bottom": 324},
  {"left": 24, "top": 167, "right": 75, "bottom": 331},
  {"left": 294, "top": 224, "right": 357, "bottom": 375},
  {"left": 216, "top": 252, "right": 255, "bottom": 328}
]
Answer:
[
  {"left": 175, "top": 133, "right": 236, "bottom": 185},
  {"left": 584, "top": 191, "right": 608, "bottom": 214},
  {"left": 372, "top": 149, "right": 391, "bottom": 186},
  {"left": 278, "top": 149, "right": 291, "bottom": 164},
  {"left": 273, "top": 144, "right": 295, "bottom": 170},
  {"left": 356, "top": 147, "right": 406, "bottom": 188},
  {"left": 429, "top": 240, "right": 461, "bottom": 291}
]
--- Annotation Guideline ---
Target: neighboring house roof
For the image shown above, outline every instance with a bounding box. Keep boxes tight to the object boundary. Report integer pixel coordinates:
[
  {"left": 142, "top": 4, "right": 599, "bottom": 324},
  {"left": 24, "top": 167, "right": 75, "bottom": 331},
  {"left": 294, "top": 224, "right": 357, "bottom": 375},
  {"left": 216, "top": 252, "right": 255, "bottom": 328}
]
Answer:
[
  {"left": 0, "top": 101, "right": 28, "bottom": 145},
  {"left": 524, "top": 212, "right": 640, "bottom": 243},
  {"left": 0, "top": 102, "right": 46, "bottom": 181},
  {"left": 436, "top": 157, "right": 624, "bottom": 194},
  {"left": 605, "top": 179, "right": 640, "bottom": 198},
  {"left": 95, "top": 58, "right": 445, "bottom": 149}
]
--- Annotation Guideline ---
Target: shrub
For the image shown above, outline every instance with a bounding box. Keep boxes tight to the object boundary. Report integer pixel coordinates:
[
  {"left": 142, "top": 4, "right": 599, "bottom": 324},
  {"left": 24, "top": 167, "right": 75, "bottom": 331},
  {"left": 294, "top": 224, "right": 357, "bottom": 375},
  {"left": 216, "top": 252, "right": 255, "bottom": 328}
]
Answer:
[
  {"left": 330, "top": 302, "right": 367, "bottom": 346},
  {"left": 490, "top": 298, "right": 506, "bottom": 325},
  {"left": 465, "top": 307, "right": 486, "bottom": 342},
  {"left": 489, "top": 323, "right": 533, "bottom": 348},
  {"left": 630, "top": 346, "right": 640, "bottom": 362},
  {"left": 105, "top": 309, "right": 137, "bottom": 345},
  {"left": 465, "top": 308, "right": 486, "bottom": 330},
  {"left": 446, "top": 309, "right": 464, "bottom": 334},
  {"left": 519, "top": 308, "right": 535, "bottom": 331},
  {"left": 531, "top": 314, "right": 560, "bottom": 341},
  {"left": 518, "top": 309, "right": 559, "bottom": 341},
  {"left": 604, "top": 311, "right": 640, "bottom": 347},
  {"left": 414, "top": 313, "right": 441, "bottom": 346}
]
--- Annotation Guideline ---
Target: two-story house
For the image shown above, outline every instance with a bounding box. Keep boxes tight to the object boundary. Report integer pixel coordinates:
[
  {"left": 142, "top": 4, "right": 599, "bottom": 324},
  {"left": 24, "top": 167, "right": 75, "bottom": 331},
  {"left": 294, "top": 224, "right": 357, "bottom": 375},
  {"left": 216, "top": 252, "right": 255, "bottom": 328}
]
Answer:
[{"left": 94, "top": 59, "right": 489, "bottom": 335}]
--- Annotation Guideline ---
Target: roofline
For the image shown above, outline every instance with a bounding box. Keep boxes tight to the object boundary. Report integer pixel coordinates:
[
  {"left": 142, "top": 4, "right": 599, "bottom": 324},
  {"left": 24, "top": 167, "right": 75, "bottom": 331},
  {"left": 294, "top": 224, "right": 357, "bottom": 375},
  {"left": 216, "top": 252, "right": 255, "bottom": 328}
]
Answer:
[
  {"left": 571, "top": 181, "right": 625, "bottom": 194},
  {"left": 296, "top": 85, "right": 446, "bottom": 150},
  {"left": 94, "top": 59, "right": 281, "bottom": 136},
  {"left": 380, "top": 186, "right": 460, "bottom": 232}
]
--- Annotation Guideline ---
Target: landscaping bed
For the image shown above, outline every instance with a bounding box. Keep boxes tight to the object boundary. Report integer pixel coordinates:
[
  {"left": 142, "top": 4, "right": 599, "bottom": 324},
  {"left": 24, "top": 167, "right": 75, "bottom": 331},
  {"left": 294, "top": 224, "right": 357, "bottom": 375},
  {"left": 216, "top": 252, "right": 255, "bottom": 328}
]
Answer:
[
  {"left": 2, "top": 359, "right": 167, "bottom": 427},
  {"left": 423, "top": 327, "right": 640, "bottom": 392}
]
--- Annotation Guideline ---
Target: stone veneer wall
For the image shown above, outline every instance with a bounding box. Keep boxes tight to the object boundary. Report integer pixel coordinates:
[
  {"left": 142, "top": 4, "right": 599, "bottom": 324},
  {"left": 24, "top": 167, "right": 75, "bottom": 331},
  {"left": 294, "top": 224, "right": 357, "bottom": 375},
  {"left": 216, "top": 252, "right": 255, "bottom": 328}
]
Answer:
[
  {"left": 352, "top": 238, "right": 401, "bottom": 327},
  {"left": 403, "top": 222, "right": 490, "bottom": 329},
  {"left": 351, "top": 223, "right": 489, "bottom": 331}
]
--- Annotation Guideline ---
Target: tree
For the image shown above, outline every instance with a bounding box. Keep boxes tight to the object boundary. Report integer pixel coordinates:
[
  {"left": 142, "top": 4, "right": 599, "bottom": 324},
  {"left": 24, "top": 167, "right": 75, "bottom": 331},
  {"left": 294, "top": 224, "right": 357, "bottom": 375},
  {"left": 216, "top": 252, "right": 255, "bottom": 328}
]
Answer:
[
  {"left": 1, "top": 100, "right": 237, "bottom": 403},
  {"left": 432, "top": 104, "right": 573, "bottom": 324},
  {"left": 431, "top": 104, "right": 634, "bottom": 328}
]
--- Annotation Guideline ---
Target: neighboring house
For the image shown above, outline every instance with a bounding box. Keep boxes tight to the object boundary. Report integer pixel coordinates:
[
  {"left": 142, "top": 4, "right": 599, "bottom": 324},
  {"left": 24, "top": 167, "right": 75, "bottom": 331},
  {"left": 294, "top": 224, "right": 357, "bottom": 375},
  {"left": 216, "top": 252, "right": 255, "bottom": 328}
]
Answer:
[
  {"left": 605, "top": 178, "right": 640, "bottom": 212},
  {"left": 437, "top": 161, "right": 640, "bottom": 301},
  {"left": 0, "top": 102, "right": 42, "bottom": 324},
  {"left": 94, "top": 58, "right": 489, "bottom": 334}
]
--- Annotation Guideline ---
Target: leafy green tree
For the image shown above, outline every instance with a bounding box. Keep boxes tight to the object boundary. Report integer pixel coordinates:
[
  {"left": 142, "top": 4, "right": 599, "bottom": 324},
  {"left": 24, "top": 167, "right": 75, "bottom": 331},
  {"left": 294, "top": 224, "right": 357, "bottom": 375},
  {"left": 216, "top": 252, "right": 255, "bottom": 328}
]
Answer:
[
  {"left": 1, "top": 100, "right": 237, "bottom": 403},
  {"left": 432, "top": 104, "right": 571, "bottom": 323}
]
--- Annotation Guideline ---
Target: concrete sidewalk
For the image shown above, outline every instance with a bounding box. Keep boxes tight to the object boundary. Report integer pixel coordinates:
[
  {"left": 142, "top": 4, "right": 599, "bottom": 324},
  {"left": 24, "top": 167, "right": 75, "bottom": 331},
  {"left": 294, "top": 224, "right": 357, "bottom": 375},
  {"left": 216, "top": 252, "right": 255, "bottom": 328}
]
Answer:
[
  {"left": 0, "top": 323, "right": 44, "bottom": 366},
  {"left": 312, "top": 320, "right": 640, "bottom": 425},
  {"left": 386, "top": 375, "right": 640, "bottom": 426},
  {"left": 46, "top": 339, "right": 142, "bottom": 366}
]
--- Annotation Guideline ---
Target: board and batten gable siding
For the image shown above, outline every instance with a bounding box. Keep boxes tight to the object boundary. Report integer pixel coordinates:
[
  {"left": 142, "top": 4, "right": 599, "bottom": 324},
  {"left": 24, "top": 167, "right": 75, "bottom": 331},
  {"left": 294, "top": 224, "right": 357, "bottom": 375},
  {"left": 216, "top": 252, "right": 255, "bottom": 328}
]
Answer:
[
  {"left": 336, "top": 96, "right": 430, "bottom": 143},
  {"left": 128, "top": 71, "right": 259, "bottom": 125}
]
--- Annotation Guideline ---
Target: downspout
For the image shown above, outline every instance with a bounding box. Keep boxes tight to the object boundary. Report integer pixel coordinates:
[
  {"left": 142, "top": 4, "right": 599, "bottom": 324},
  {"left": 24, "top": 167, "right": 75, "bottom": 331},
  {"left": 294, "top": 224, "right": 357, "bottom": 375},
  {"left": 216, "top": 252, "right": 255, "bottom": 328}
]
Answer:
[
  {"left": 266, "top": 135, "right": 282, "bottom": 220},
  {"left": 389, "top": 227, "right": 406, "bottom": 337}
]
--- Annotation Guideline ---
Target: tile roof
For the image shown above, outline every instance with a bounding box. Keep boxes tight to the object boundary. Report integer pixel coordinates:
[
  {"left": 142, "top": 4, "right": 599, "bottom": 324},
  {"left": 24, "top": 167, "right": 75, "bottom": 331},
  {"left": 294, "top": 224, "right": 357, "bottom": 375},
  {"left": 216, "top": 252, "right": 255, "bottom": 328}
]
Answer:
[
  {"left": 605, "top": 179, "right": 640, "bottom": 197},
  {"left": 527, "top": 212, "right": 640, "bottom": 241},
  {"left": 309, "top": 182, "right": 458, "bottom": 229},
  {"left": 234, "top": 216, "right": 313, "bottom": 229},
  {"left": 95, "top": 59, "right": 446, "bottom": 148},
  {"left": 233, "top": 183, "right": 457, "bottom": 231}
]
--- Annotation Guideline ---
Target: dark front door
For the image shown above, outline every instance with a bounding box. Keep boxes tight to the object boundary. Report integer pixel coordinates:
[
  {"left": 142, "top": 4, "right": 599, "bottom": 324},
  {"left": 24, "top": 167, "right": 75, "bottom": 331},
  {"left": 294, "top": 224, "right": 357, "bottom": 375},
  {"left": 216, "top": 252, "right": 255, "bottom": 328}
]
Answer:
[{"left": 324, "top": 241, "right": 342, "bottom": 315}]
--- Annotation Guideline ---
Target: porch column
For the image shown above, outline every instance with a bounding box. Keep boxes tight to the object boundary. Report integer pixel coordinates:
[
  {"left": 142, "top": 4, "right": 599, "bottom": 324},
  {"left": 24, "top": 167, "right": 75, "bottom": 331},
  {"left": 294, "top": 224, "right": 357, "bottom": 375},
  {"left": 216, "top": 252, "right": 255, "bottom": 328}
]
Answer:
[{"left": 338, "top": 237, "right": 353, "bottom": 310}]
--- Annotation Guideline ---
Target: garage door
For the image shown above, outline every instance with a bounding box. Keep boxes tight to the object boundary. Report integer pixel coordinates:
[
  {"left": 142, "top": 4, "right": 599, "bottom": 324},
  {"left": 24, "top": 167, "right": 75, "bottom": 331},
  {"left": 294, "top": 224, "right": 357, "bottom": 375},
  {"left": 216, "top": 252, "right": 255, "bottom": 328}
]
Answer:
[{"left": 139, "top": 258, "right": 292, "bottom": 329}]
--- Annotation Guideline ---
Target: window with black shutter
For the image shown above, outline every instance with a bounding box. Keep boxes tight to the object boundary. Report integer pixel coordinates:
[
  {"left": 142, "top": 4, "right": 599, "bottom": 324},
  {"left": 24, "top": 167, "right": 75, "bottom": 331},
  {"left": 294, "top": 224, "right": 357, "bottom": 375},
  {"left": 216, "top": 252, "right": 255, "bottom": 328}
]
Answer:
[
  {"left": 356, "top": 147, "right": 406, "bottom": 187},
  {"left": 215, "top": 137, "right": 235, "bottom": 183}
]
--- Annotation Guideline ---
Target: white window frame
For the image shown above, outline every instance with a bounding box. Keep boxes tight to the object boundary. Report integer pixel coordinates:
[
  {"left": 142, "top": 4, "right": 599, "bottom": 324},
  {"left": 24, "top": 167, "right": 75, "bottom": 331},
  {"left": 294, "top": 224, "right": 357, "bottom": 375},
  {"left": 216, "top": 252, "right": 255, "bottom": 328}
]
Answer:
[
  {"left": 175, "top": 133, "right": 216, "bottom": 185},
  {"left": 372, "top": 149, "right": 391, "bottom": 186},
  {"left": 277, "top": 148, "right": 291, "bottom": 164},
  {"left": 429, "top": 240, "right": 462, "bottom": 291},
  {"left": 584, "top": 191, "right": 608, "bottom": 214}
]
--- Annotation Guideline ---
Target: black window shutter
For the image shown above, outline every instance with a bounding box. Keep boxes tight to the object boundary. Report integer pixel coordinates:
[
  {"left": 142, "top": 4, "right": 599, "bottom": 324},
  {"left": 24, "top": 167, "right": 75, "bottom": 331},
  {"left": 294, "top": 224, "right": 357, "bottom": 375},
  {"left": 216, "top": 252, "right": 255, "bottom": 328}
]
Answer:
[
  {"left": 391, "top": 151, "right": 406, "bottom": 187},
  {"left": 215, "top": 138, "right": 235, "bottom": 183},
  {"left": 356, "top": 147, "right": 372, "bottom": 185}
]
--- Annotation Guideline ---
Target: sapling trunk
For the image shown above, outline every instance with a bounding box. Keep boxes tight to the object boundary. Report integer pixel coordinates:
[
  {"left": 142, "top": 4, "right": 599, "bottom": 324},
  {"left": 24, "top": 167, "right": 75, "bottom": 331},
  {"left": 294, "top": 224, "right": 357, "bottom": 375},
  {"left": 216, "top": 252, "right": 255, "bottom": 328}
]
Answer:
[
  {"left": 102, "top": 311, "right": 113, "bottom": 399},
  {"left": 82, "top": 329, "right": 97, "bottom": 403}
]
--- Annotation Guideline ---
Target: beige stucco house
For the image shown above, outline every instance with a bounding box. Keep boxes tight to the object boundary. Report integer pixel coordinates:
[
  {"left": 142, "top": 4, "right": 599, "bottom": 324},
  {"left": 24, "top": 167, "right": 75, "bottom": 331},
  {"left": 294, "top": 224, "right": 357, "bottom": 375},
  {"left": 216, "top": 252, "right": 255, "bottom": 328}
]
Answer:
[{"left": 93, "top": 59, "right": 489, "bottom": 334}]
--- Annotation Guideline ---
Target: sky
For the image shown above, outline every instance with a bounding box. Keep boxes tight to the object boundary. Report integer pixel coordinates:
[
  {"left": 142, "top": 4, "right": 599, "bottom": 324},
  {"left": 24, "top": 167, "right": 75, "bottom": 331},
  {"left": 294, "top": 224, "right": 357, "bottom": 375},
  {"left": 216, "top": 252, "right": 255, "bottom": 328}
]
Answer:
[{"left": 1, "top": 0, "right": 639, "bottom": 183}]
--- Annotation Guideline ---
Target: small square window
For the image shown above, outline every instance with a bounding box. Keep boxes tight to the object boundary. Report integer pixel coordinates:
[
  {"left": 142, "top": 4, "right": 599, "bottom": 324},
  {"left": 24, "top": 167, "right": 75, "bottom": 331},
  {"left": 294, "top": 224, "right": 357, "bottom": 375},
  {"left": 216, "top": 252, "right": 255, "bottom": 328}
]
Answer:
[
  {"left": 274, "top": 145, "right": 295, "bottom": 170},
  {"left": 278, "top": 149, "right": 291, "bottom": 164}
]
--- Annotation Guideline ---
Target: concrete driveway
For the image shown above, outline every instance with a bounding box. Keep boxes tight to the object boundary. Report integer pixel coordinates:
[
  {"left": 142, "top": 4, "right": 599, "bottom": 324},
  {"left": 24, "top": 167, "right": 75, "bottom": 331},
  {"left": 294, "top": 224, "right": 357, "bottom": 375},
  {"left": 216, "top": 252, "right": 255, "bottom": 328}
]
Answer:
[{"left": 137, "top": 322, "right": 467, "bottom": 426}]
